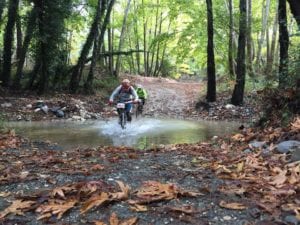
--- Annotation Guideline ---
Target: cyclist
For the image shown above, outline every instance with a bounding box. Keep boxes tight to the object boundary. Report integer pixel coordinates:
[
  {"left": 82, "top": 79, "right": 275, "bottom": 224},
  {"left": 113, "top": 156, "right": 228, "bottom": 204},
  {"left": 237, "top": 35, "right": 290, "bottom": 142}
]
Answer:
[
  {"left": 135, "top": 84, "right": 148, "bottom": 106},
  {"left": 109, "top": 79, "right": 138, "bottom": 122}
]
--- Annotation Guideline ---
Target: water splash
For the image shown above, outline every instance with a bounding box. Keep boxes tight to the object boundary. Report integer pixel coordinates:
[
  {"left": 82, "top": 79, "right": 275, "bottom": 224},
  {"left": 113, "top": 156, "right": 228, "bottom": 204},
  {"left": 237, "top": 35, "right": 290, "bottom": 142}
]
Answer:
[{"left": 94, "top": 118, "right": 201, "bottom": 147}]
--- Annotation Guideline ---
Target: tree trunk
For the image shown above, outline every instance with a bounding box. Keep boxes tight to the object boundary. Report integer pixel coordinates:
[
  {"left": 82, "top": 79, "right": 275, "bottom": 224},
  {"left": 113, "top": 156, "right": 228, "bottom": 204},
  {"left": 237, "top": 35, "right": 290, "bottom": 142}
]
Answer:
[
  {"left": 265, "top": 10, "right": 278, "bottom": 75},
  {"left": 149, "top": 0, "right": 159, "bottom": 76},
  {"left": 246, "top": 0, "right": 254, "bottom": 77},
  {"left": 228, "top": 0, "right": 236, "bottom": 78},
  {"left": 0, "top": 0, "right": 6, "bottom": 21},
  {"left": 84, "top": 36, "right": 99, "bottom": 93},
  {"left": 97, "top": 0, "right": 115, "bottom": 64},
  {"left": 287, "top": 0, "right": 300, "bottom": 30},
  {"left": 107, "top": 15, "right": 114, "bottom": 75},
  {"left": 84, "top": 0, "right": 105, "bottom": 93},
  {"left": 133, "top": 0, "right": 141, "bottom": 74},
  {"left": 0, "top": 0, "right": 19, "bottom": 87},
  {"left": 115, "top": 0, "right": 131, "bottom": 76},
  {"left": 16, "top": 11, "right": 22, "bottom": 60},
  {"left": 153, "top": 12, "right": 163, "bottom": 77},
  {"left": 256, "top": 0, "right": 270, "bottom": 65},
  {"left": 206, "top": 0, "right": 216, "bottom": 102},
  {"left": 278, "top": 0, "right": 289, "bottom": 88},
  {"left": 156, "top": 20, "right": 171, "bottom": 77},
  {"left": 69, "top": 0, "right": 105, "bottom": 93},
  {"left": 13, "top": 5, "right": 37, "bottom": 89},
  {"left": 36, "top": 0, "right": 48, "bottom": 95},
  {"left": 231, "top": 0, "right": 247, "bottom": 106},
  {"left": 142, "top": 0, "right": 148, "bottom": 76}
]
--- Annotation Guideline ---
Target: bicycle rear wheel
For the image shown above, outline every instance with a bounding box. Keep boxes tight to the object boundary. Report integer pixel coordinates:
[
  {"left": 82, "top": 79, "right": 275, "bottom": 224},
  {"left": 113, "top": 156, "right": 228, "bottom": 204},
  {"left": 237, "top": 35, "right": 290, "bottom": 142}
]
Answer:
[{"left": 136, "top": 104, "right": 143, "bottom": 118}]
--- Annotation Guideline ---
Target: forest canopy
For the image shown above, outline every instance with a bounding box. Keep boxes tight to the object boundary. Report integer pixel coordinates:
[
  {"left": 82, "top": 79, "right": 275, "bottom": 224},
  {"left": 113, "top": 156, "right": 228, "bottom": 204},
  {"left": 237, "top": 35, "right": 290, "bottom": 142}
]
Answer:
[{"left": 0, "top": 0, "right": 299, "bottom": 99}]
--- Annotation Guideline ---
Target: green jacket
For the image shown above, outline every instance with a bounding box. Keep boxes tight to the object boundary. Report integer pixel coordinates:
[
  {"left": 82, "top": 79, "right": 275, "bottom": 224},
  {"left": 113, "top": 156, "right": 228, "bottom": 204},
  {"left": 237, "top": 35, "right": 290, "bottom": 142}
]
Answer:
[{"left": 136, "top": 87, "right": 148, "bottom": 99}]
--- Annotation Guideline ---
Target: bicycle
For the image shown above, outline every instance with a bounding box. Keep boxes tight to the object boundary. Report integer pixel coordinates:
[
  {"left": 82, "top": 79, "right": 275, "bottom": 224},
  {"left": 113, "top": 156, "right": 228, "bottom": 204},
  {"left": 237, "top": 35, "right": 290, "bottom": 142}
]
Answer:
[
  {"left": 116, "top": 101, "right": 133, "bottom": 129},
  {"left": 135, "top": 99, "right": 144, "bottom": 118}
]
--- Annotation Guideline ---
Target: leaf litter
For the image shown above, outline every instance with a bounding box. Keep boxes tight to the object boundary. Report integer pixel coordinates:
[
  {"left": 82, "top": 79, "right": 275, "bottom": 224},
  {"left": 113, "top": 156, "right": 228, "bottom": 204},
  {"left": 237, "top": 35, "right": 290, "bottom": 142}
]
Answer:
[{"left": 0, "top": 117, "right": 299, "bottom": 224}]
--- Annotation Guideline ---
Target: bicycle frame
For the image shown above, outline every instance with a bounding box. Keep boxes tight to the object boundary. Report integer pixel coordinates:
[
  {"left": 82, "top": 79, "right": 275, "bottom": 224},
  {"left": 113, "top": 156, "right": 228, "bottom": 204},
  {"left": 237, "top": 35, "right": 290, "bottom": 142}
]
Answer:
[{"left": 116, "top": 101, "right": 133, "bottom": 129}]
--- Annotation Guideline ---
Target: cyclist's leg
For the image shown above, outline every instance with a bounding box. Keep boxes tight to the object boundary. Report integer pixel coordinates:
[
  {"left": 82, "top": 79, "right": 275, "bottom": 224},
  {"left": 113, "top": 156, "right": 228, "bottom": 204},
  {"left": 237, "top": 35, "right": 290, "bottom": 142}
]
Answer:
[{"left": 125, "top": 103, "right": 132, "bottom": 121}]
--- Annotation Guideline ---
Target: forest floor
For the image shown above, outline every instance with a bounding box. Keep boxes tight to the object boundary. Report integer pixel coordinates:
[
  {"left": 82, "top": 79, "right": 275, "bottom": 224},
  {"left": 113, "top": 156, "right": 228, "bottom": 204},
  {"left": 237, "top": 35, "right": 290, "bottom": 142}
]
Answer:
[{"left": 0, "top": 75, "right": 299, "bottom": 225}]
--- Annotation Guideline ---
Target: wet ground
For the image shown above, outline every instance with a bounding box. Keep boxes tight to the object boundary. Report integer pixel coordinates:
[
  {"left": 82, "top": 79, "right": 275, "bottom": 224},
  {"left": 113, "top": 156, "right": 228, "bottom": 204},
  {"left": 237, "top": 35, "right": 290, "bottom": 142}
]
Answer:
[{"left": 0, "top": 139, "right": 275, "bottom": 225}]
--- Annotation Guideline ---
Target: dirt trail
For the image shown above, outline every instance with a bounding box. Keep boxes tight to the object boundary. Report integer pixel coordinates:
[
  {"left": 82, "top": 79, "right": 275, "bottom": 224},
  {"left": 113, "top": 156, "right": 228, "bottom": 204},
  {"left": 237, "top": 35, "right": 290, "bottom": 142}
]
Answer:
[{"left": 128, "top": 75, "right": 203, "bottom": 118}]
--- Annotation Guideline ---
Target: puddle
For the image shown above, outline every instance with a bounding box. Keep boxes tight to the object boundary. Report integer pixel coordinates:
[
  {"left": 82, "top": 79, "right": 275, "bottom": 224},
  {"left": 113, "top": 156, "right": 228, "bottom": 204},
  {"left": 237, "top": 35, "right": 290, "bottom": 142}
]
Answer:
[{"left": 7, "top": 118, "right": 239, "bottom": 150}]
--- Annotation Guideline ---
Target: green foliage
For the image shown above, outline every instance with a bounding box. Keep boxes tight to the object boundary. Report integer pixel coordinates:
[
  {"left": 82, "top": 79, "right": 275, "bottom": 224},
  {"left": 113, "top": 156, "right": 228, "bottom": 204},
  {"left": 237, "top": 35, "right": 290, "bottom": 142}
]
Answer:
[
  {"left": 94, "top": 75, "right": 120, "bottom": 94},
  {"left": 0, "top": 113, "right": 6, "bottom": 131},
  {"left": 159, "top": 58, "right": 174, "bottom": 77},
  {"left": 289, "top": 36, "right": 300, "bottom": 87}
]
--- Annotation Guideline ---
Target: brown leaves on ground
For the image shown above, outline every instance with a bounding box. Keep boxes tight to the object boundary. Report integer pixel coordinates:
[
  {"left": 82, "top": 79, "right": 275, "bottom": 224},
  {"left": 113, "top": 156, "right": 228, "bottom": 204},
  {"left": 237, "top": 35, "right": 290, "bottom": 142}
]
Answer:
[
  {"left": 0, "top": 200, "right": 35, "bottom": 219},
  {"left": 0, "top": 180, "right": 199, "bottom": 221},
  {"left": 128, "top": 181, "right": 202, "bottom": 205},
  {"left": 219, "top": 200, "right": 247, "bottom": 210},
  {"left": 94, "top": 212, "right": 138, "bottom": 225},
  {"left": 0, "top": 130, "right": 20, "bottom": 149},
  {"left": 81, "top": 181, "right": 130, "bottom": 214},
  {"left": 36, "top": 199, "right": 77, "bottom": 220},
  {"left": 172, "top": 117, "right": 300, "bottom": 219}
]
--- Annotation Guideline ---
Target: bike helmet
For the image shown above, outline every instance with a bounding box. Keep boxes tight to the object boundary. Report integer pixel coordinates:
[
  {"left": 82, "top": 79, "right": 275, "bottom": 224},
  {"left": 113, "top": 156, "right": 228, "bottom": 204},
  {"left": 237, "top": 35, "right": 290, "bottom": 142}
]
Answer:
[{"left": 122, "top": 79, "right": 130, "bottom": 88}]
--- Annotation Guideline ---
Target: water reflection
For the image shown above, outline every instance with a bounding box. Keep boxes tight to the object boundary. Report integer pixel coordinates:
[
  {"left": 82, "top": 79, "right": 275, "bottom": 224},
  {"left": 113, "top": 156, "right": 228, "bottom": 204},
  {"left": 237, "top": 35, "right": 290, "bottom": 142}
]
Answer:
[{"left": 7, "top": 118, "right": 239, "bottom": 150}]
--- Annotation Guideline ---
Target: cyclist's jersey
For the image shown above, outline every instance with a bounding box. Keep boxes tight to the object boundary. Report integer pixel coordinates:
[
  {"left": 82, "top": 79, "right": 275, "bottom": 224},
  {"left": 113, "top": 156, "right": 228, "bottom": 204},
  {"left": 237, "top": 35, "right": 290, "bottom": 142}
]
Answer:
[
  {"left": 136, "top": 88, "right": 147, "bottom": 99},
  {"left": 110, "top": 85, "right": 138, "bottom": 103}
]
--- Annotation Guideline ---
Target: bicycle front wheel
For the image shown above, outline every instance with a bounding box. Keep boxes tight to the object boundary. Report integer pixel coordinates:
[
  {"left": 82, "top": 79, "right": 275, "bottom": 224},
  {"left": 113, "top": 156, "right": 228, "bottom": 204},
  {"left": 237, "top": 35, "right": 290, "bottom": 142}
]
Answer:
[{"left": 120, "top": 112, "right": 126, "bottom": 129}]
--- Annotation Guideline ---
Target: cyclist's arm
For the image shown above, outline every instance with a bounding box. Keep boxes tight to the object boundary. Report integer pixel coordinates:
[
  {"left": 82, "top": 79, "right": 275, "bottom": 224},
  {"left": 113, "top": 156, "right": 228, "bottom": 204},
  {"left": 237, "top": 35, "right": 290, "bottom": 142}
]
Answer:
[
  {"left": 131, "top": 87, "right": 139, "bottom": 101},
  {"left": 109, "top": 85, "right": 122, "bottom": 102},
  {"left": 143, "top": 89, "right": 148, "bottom": 99}
]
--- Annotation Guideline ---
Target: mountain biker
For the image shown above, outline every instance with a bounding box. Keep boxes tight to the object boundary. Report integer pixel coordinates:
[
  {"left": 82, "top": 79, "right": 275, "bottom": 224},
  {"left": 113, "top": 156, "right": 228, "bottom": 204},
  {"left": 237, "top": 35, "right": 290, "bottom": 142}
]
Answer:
[
  {"left": 135, "top": 84, "right": 148, "bottom": 106},
  {"left": 109, "top": 79, "right": 138, "bottom": 122}
]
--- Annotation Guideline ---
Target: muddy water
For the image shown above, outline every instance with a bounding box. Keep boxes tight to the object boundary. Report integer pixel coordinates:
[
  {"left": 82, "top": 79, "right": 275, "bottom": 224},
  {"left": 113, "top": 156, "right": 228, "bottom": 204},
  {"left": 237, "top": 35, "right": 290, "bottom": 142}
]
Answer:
[{"left": 7, "top": 118, "right": 239, "bottom": 150}]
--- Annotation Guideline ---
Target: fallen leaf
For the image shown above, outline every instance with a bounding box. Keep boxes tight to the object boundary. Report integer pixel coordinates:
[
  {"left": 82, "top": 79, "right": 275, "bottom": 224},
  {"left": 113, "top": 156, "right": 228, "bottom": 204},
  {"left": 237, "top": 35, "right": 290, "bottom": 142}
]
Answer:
[
  {"left": 110, "top": 212, "right": 119, "bottom": 225},
  {"left": 269, "top": 167, "right": 287, "bottom": 187},
  {"left": 129, "top": 181, "right": 200, "bottom": 204},
  {"left": 130, "top": 204, "right": 148, "bottom": 212},
  {"left": 94, "top": 213, "right": 138, "bottom": 225},
  {"left": 51, "top": 186, "right": 74, "bottom": 199},
  {"left": 166, "top": 205, "right": 197, "bottom": 214},
  {"left": 36, "top": 199, "right": 77, "bottom": 219},
  {"left": 120, "top": 217, "right": 138, "bottom": 225},
  {"left": 0, "top": 192, "right": 11, "bottom": 197},
  {"left": 110, "top": 181, "right": 130, "bottom": 200},
  {"left": 236, "top": 161, "right": 244, "bottom": 173},
  {"left": 218, "top": 186, "right": 246, "bottom": 195},
  {"left": 0, "top": 200, "right": 35, "bottom": 219},
  {"left": 231, "top": 133, "right": 244, "bottom": 142},
  {"left": 81, "top": 192, "right": 109, "bottom": 214},
  {"left": 219, "top": 200, "right": 247, "bottom": 210},
  {"left": 94, "top": 221, "right": 107, "bottom": 225},
  {"left": 91, "top": 164, "right": 105, "bottom": 171}
]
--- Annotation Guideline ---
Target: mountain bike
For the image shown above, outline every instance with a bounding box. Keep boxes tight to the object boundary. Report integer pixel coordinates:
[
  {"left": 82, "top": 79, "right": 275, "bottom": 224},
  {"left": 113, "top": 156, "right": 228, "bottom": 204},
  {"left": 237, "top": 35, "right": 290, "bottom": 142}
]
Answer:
[
  {"left": 116, "top": 101, "right": 132, "bottom": 129},
  {"left": 135, "top": 99, "right": 144, "bottom": 118}
]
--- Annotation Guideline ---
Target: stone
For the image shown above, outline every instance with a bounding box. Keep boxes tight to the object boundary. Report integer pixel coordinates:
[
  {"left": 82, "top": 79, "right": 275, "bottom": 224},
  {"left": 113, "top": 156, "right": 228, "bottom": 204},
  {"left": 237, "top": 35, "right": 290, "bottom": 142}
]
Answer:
[
  {"left": 249, "top": 141, "right": 266, "bottom": 149},
  {"left": 41, "top": 105, "right": 48, "bottom": 114},
  {"left": 243, "top": 149, "right": 252, "bottom": 154},
  {"left": 225, "top": 104, "right": 235, "bottom": 109},
  {"left": 276, "top": 141, "right": 300, "bottom": 154},
  {"left": 1, "top": 102, "right": 12, "bottom": 108},
  {"left": 55, "top": 110, "right": 64, "bottom": 118},
  {"left": 284, "top": 215, "right": 299, "bottom": 225},
  {"left": 223, "top": 216, "right": 232, "bottom": 221},
  {"left": 290, "top": 146, "right": 300, "bottom": 162}
]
